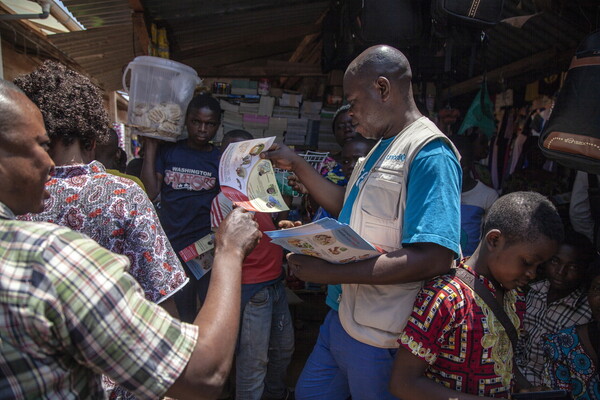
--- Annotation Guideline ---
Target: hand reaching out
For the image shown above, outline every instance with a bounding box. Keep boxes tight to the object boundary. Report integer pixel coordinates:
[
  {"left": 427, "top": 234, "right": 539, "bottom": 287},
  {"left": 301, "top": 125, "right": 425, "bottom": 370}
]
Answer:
[
  {"left": 278, "top": 220, "right": 302, "bottom": 229},
  {"left": 287, "top": 174, "right": 308, "bottom": 195},
  {"left": 260, "top": 143, "right": 302, "bottom": 171},
  {"left": 215, "top": 207, "right": 261, "bottom": 258}
]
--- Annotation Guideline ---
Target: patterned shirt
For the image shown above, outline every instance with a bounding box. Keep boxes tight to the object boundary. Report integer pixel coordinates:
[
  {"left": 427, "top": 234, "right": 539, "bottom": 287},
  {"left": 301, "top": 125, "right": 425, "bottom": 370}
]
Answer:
[
  {"left": 18, "top": 161, "right": 187, "bottom": 303},
  {"left": 0, "top": 201, "right": 198, "bottom": 399},
  {"left": 542, "top": 325, "right": 600, "bottom": 400},
  {"left": 516, "top": 280, "right": 591, "bottom": 386},
  {"left": 320, "top": 156, "right": 348, "bottom": 186},
  {"left": 398, "top": 263, "right": 526, "bottom": 398}
]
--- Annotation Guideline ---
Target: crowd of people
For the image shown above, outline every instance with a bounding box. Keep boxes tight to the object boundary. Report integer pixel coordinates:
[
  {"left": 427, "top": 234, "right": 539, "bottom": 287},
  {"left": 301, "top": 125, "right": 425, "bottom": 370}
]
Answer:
[{"left": 0, "top": 44, "right": 599, "bottom": 400}]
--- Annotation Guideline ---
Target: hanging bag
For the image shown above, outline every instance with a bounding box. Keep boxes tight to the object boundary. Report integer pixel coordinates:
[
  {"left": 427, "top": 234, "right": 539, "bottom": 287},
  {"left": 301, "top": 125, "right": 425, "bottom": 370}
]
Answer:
[
  {"left": 431, "top": 0, "right": 505, "bottom": 30},
  {"left": 355, "top": 0, "right": 427, "bottom": 49},
  {"left": 539, "top": 31, "right": 600, "bottom": 175}
]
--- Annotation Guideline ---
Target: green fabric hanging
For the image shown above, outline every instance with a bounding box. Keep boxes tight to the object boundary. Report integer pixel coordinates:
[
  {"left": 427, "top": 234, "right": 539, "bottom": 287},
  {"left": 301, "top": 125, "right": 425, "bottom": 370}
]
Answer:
[{"left": 457, "top": 82, "right": 496, "bottom": 137}]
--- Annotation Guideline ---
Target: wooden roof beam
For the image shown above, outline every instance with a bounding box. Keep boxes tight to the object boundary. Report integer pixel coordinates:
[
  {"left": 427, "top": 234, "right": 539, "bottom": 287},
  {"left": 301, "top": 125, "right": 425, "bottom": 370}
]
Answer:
[
  {"left": 441, "top": 47, "right": 576, "bottom": 99},
  {"left": 129, "top": 0, "right": 149, "bottom": 55}
]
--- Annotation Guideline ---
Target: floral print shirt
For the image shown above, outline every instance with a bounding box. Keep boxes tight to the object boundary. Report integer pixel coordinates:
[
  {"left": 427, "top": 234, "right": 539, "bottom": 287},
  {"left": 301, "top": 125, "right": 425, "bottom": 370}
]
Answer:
[
  {"left": 542, "top": 325, "right": 600, "bottom": 400},
  {"left": 18, "top": 161, "right": 187, "bottom": 304},
  {"left": 398, "top": 262, "right": 526, "bottom": 398},
  {"left": 320, "top": 156, "right": 348, "bottom": 186}
]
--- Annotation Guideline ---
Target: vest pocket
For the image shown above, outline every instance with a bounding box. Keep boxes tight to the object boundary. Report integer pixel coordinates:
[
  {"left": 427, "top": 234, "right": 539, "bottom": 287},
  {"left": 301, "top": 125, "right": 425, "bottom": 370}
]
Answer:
[
  {"left": 359, "top": 170, "right": 402, "bottom": 220},
  {"left": 359, "top": 170, "right": 402, "bottom": 251},
  {"left": 353, "top": 282, "right": 422, "bottom": 333}
]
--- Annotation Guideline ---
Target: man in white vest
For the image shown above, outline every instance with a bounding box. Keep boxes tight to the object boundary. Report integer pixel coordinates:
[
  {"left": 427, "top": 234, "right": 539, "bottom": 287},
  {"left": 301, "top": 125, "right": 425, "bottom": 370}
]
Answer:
[{"left": 262, "top": 45, "right": 462, "bottom": 400}]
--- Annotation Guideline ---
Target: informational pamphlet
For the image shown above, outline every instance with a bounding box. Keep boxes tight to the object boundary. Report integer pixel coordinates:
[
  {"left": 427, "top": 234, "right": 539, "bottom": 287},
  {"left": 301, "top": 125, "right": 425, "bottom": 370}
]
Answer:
[
  {"left": 178, "top": 233, "right": 215, "bottom": 280},
  {"left": 219, "top": 136, "right": 289, "bottom": 213},
  {"left": 265, "top": 218, "right": 383, "bottom": 264}
]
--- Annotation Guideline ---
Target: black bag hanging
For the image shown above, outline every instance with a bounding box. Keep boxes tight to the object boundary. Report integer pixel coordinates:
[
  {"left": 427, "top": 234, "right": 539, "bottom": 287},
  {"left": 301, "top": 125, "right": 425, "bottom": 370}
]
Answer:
[
  {"left": 539, "top": 30, "right": 600, "bottom": 175},
  {"left": 431, "top": 0, "right": 505, "bottom": 30},
  {"left": 321, "top": 0, "right": 360, "bottom": 73},
  {"left": 354, "top": 0, "right": 427, "bottom": 49}
]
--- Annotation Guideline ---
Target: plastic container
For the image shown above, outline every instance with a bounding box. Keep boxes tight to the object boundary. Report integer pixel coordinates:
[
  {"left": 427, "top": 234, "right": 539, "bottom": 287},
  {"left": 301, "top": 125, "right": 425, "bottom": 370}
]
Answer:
[{"left": 122, "top": 56, "right": 201, "bottom": 142}]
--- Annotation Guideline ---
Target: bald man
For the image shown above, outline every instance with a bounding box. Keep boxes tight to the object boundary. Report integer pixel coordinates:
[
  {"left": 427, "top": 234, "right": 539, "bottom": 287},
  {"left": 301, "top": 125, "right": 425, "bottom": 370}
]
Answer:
[
  {"left": 0, "top": 79, "right": 261, "bottom": 399},
  {"left": 262, "top": 45, "right": 461, "bottom": 399}
]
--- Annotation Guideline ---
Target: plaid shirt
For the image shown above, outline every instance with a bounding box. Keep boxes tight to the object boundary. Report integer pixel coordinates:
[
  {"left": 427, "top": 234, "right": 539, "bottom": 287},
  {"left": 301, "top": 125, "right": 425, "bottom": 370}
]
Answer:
[
  {"left": 0, "top": 202, "right": 198, "bottom": 399},
  {"left": 516, "top": 280, "right": 592, "bottom": 386}
]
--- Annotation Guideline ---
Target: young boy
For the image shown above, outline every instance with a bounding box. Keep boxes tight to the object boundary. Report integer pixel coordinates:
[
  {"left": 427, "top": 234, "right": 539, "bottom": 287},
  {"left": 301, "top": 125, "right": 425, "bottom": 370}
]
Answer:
[
  {"left": 516, "top": 230, "right": 596, "bottom": 386},
  {"left": 390, "top": 191, "right": 564, "bottom": 399},
  {"left": 339, "top": 136, "right": 378, "bottom": 179},
  {"left": 141, "top": 94, "right": 222, "bottom": 322},
  {"left": 211, "top": 130, "right": 294, "bottom": 400}
]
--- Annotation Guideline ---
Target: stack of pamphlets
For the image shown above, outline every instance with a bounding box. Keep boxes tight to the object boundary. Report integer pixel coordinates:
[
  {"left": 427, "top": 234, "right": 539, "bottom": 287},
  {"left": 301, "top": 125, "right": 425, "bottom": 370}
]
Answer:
[{"left": 265, "top": 218, "right": 383, "bottom": 264}]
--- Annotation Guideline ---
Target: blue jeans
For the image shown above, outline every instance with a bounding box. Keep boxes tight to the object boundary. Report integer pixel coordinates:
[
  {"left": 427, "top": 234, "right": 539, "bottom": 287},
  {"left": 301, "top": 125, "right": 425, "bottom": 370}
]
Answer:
[
  {"left": 296, "top": 310, "right": 400, "bottom": 400},
  {"left": 236, "top": 280, "right": 295, "bottom": 400}
]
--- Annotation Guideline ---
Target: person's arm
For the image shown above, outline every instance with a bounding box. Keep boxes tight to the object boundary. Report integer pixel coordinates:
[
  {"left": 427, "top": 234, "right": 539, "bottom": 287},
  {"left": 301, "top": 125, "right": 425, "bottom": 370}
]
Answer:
[
  {"left": 390, "top": 347, "right": 491, "bottom": 400},
  {"left": 165, "top": 207, "right": 261, "bottom": 399},
  {"left": 289, "top": 141, "right": 459, "bottom": 285},
  {"left": 261, "top": 143, "right": 345, "bottom": 216},
  {"left": 569, "top": 171, "right": 595, "bottom": 241},
  {"left": 288, "top": 241, "right": 453, "bottom": 285},
  {"left": 141, "top": 138, "right": 163, "bottom": 201}
]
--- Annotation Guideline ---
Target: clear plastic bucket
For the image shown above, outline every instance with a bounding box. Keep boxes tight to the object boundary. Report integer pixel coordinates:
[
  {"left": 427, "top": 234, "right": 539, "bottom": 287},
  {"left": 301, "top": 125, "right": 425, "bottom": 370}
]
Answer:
[{"left": 123, "top": 56, "right": 201, "bottom": 142}]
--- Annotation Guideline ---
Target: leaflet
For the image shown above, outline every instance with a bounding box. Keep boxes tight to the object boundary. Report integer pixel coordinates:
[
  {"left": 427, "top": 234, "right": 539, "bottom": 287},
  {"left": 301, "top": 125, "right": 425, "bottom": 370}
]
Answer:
[
  {"left": 265, "top": 218, "right": 383, "bottom": 264},
  {"left": 219, "top": 136, "right": 289, "bottom": 213},
  {"left": 178, "top": 233, "right": 215, "bottom": 280}
]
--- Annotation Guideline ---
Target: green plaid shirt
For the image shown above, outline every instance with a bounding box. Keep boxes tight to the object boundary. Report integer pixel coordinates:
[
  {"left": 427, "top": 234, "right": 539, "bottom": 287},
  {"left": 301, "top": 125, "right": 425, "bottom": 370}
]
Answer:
[{"left": 0, "top": 201, "right": 198, "bottom": 399}]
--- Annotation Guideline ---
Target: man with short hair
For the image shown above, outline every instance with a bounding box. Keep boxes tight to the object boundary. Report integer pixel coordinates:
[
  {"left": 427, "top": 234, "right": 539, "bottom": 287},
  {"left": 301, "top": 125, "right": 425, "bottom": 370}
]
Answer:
[
  {"left": 262, "top": 45, "right": 462, "bottom": 399},
  {"left": 0, "top": 79, "right": 261, "bottom": 400}
]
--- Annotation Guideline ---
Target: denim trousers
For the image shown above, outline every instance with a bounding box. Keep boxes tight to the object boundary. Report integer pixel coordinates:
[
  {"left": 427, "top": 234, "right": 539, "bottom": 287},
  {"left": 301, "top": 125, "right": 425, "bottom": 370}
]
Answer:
[
  {"left": 236, "top": 280, "right": 295, "bottom": 400},
  {"left": 173, "top": 259, "right": 211, "bottom": 323},
  {"left": 295, "top": 309, "right": 399, "bottom": 400}
]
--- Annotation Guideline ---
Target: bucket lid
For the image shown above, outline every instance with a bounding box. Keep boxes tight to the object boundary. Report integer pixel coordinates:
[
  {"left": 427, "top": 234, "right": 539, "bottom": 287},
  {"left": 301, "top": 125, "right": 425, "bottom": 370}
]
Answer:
[{"left": 129, "top": 56, "right": 199, "bottom": 78}]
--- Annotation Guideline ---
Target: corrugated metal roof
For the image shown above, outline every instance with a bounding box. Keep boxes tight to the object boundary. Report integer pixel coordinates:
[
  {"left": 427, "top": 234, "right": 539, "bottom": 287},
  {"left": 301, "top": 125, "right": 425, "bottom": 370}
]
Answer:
[
  {"left": 38, "top": 0, "right": 600, "bottom": 96},
  {"left": 48, "top": 22, "right": 142, "bottom": 91},
  {"left": 61, "top": 0, "right": 131, "bottom": 28}
]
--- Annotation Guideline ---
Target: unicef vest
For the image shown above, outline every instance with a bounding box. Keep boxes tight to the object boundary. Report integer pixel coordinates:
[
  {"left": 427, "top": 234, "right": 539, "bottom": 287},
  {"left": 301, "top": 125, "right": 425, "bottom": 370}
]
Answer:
[{"left": 339, "top": 117, "right": 460, "bottom": 348}]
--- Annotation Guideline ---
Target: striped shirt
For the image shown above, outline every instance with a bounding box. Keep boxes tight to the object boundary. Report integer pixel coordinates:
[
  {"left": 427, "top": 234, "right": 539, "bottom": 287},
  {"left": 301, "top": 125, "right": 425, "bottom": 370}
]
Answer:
[{"left": 0, "top": 201, "right": 198, "bottom": 399}]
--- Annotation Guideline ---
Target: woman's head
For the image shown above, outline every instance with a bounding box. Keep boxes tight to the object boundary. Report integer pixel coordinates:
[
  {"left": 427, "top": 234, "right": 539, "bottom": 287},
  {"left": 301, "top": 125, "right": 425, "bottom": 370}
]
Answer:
[
  {"left": 13, "top": 61, "right": 109, "bottom": 154},
  {"left": 332, "top": 104, "right": 356, "bottom": 146}
]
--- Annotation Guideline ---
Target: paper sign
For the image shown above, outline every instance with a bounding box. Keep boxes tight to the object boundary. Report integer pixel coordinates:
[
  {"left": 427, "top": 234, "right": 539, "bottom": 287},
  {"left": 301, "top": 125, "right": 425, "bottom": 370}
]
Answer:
[
  {"left": 265, "top": 218, "right": 383, "bottom": 264},
  {"left": 219, "top": 137, "right": 289, "bottom": 212},
  {"left": 178, "top": 233, "right": 215, "bottom": 280}
]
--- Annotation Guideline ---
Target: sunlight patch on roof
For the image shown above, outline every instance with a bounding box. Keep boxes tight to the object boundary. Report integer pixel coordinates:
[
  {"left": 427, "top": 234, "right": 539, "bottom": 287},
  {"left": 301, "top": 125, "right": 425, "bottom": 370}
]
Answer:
[{"left": 2, "top": 0, "right": 84, "bottom": 34}]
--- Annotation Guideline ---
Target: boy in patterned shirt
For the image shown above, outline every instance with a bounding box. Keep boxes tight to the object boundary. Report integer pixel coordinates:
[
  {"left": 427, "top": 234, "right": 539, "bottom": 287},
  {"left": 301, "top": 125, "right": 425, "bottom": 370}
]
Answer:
[{"left": 390, "top": 192, "right": 564, "bottom": 399}]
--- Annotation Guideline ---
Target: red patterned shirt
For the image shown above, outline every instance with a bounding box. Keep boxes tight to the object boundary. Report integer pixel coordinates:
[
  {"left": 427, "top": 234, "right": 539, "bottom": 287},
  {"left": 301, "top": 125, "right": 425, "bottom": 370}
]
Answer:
[
  {"left": 398, "top": 263, "right": 525, "bottom": 398},
  {"left": 18, "top": 161, "right": 187, "bottom": 304}
]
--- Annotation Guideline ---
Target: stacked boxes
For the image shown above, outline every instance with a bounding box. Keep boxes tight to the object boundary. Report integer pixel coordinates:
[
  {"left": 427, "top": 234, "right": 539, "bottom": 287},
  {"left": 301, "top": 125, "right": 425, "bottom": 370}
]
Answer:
[{"left": 213, "top": 81, "right": 342, "bottom": 150}]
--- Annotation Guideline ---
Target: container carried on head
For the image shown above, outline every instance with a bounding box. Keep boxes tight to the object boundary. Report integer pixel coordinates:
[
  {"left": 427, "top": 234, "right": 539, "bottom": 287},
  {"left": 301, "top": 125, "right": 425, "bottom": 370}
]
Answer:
[{"left": 122, "top": 56, "right": 201, "bottom": 142}]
